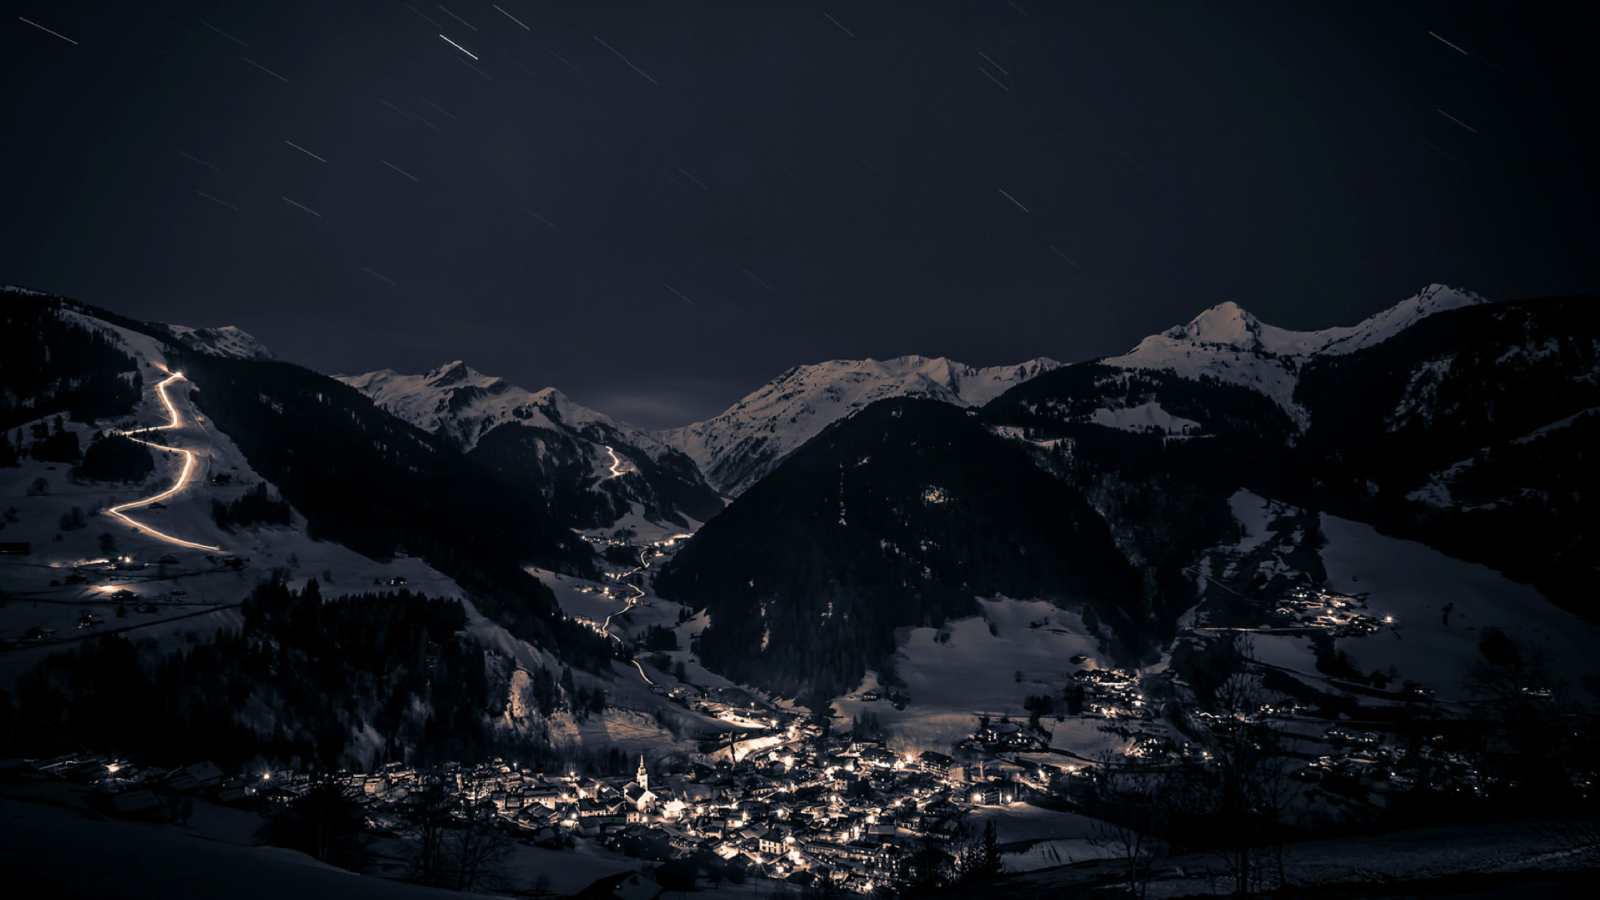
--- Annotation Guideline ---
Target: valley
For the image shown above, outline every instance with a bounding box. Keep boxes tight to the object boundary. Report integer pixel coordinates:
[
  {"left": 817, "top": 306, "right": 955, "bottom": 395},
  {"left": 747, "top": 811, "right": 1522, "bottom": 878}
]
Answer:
[{"left": 2, "top": 284, "right": 1597, "bottom": 898}]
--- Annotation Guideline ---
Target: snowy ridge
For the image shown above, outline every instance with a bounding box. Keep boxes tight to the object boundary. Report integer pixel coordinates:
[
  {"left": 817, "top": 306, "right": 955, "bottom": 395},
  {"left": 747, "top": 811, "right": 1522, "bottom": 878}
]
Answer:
[
  {"left": 167, "top": 324, "right": 274, "bottom": 360},
  {"left": 1102, "top": 284, "right": 1489, "bottom": 428},
  {"left": 658, "top": 355, "right": 1062, "bottom": 496},
  {"left": 1087, "top": 401, "right": 1200, "bottom": 436},
  {"left": 337, "top": 361, "right": 676, "bottom": 459}
]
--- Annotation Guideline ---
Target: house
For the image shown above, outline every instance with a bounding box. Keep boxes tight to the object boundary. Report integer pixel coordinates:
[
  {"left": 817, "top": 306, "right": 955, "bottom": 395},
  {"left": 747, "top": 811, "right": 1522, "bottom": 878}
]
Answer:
[
  {"left": 758, "top": 826, "right": 791, "bottom": 856},
  {"left": 164, "top": 761, "right": 225, "bottom": 794},
  {"left": 916, "top": 751, "right": 953, "bottom": 776}
]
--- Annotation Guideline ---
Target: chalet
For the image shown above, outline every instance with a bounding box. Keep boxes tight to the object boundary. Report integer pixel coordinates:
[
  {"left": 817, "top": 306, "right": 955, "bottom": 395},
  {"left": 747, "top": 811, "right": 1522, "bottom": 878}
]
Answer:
[
  {"left": 916, "top": 751, "right": 953, "bottom": 776},
  {"left": 758, "top": 826, "right": 791, "bottom": 856},
  {"left": 526, "top": 785, "right": 562, "bottom": 809},
  {"left": 165, "top": 761, "right": 224, "bottom": 793}
]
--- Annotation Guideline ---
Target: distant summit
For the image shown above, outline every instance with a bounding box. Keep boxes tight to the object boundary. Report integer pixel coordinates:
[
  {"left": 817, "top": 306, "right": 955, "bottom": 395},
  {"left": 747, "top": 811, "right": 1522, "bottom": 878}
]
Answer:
[
  {"left": 339, "top": 362, "right": 721, "bottom": 530},
  {"left": 167, "top": 324, "right": 274, "bottom": 361},
  {"left": 658, "top": 355, "right": 1062, "bottom": 496},
  {"left": 1103, "top": 285, "right": 1490, "bottom": 427}
]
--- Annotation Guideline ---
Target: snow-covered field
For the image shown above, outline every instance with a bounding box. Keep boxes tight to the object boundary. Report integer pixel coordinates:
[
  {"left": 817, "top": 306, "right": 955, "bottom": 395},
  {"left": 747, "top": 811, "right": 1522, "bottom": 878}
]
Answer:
[
  {"left": 1317, "top": 513, "right": 1600, "bottom": 700},
  {"left": 1087, "top": 401, "right": 1200, "bottom": 436},
  {"left": 0, "top": 788, "right": 499, "bottom": 899},
  {"left": 0, "top": 313, "right": 469, "bottom": 688},
  {"left": 969, "top": 802, "right": 1119, "bottom": 872},
  {"left": 832, "top": 597, "right": 1104, "bottom": 754}
]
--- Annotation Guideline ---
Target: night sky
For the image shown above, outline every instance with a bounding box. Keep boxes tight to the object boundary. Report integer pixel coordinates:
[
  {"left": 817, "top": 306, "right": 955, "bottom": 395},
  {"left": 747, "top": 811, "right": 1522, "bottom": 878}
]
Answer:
[{"left": 3, "top": 2, "right": 1594, "bottom": 429}]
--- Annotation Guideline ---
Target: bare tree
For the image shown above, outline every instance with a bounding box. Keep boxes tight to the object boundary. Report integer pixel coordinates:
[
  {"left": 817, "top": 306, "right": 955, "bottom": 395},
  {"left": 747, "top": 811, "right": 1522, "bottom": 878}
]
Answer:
[
  {"left": 447, "top": 771, "right": 514, "bottom": 892},
  {"left": 1087, "top": 755, "right": 1168, "bottom": 900},
  {"left": 400, "top": 769, "right": 455, "bottom": 886},
  {"left": 1163, "top": 634, "right": 1298, "bottom": 897}
]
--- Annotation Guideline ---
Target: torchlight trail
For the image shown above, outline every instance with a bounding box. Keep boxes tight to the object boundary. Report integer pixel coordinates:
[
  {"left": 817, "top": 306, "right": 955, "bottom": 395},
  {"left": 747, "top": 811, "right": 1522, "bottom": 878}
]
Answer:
[
  {"left": 603, "top": 445, "right": 628, "bottom": 479},
  {"left": 105, "top": 372, "right": 222, "bottom": 552}
]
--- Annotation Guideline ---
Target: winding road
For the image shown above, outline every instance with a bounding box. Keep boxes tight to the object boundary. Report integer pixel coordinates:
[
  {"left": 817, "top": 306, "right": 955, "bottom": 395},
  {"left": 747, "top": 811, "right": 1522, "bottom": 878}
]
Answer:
[
  {"left": 104, "top": 370, "right": 221, "bottom": 552},
  {"left": 593, "top": 544, "right": 656, "bottom": 685}
]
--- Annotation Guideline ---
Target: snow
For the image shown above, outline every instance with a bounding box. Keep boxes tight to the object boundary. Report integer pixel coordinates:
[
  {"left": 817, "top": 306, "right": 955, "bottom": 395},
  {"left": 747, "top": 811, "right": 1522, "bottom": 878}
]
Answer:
[
  {"left": 1511, "top": 406, "right": 1599, "bottom": 444},
  {"left": 1316, "top": 512, "right": 1600, "bottom": 699},
  {"left": 167, "top": 323, "right": 274, "bottom": 360},
  {"left": 1102, "top": 285, "right": 1489, "bottom": 428},
  {"left": 337, "top": 361, "right": 679, "bottom": 461},
  {"left": 0, "top": 789, "right": 501, "bottom": 899},
  {"left": 1227, "top": 490, "right": 1282, "bottom": 556},
  {"left": 968, "top": 803, "right": 1117, "bottom": 872},
  {"left": 1086, "top": 401, "right": 1200, "bottom": 435},
  {"left": 1405, "top": 455, "right": 1478, "bottom": 509},
  {"left": 658, "top": 355, "right": 1061, "bottom": 496},
  {"left": 0, "top": 311, "right": 471, "bottom": 689},
  {"left": 831, "top": 597, "right": 1102, "bottom": 754}
]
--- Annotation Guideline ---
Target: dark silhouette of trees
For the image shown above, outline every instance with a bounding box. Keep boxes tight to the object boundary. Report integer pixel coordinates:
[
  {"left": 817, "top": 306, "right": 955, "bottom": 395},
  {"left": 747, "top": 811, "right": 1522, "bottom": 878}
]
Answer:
[
  {"left": 79, "top": 434, "right": 154, "bottom": 482},
  {"left": 256, "top": 778, "right": 369, "bottom": 870},
  {"left": 11, "top": 581, "right": 509, "bottom": 770},
  {"left": 0, "top": 290, "right": 142, "bottom": 431},
  {"left": 212, "top": 483, "right": 292, "bottom": 529}
]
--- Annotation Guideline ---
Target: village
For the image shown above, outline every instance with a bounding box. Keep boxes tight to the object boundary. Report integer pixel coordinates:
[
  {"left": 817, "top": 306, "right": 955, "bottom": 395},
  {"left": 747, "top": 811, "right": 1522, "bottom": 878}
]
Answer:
[{"left": 3, "top": 610, "right": 1501, "bottom": 897}]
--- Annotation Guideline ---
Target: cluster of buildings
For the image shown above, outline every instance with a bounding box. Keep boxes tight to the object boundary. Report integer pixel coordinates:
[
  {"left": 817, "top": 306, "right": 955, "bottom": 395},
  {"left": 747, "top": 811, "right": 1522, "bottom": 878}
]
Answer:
[
  {"left": 1297, "top": 730, "right": 1485, "bottom": 799},
  {"left": 1270, "top": 587, "right": 1392, "bottom": 637},
  {"left": 308, "top": 732, "right": 1035, "bottom": 893},
  {"left": 1070, "top": 667, "right": 1154, "bottom": 719}
]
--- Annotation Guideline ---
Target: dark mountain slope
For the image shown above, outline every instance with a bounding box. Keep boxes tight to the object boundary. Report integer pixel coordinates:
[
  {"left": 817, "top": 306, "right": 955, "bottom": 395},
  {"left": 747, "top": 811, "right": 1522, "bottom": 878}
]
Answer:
[
  {"left": 1287, "top": 296, "right": 1600, "bottom": 612},
  {"left": 0, "top": 289, "right": 142, "bottom": 432},
  {"left": 653, "top": 397, "right": 1143, "bottom": 702},
  {"left": 469, "top": 419, "right": 722, "bottom": 530},
  {"left": 171, "top": 352, "right": 610, "bottom": 662}
]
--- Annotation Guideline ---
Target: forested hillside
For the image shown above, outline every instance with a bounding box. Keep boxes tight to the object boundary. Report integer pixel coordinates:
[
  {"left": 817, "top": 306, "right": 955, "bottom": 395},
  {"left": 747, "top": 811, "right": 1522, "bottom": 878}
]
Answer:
[
  {"left": 176, "top": 352, "right": 611, "bottom": 659},
  {"left": 655, "top": 397, "right": 1144, "bottom": 702}
]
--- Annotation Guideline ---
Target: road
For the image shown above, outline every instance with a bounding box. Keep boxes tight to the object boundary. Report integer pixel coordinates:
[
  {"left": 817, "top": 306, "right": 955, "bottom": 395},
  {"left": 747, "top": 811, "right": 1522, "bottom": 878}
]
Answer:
[
  {"left": 604, "top": 545, "right": 656, "bottom": 685},
  {"left": 104, "top": 370, "right": 222, "bottom": 552}
]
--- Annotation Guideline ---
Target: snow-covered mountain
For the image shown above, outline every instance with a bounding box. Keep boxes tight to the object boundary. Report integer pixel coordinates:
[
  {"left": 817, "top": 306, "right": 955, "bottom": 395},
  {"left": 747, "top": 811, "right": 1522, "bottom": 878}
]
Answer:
[
  {"left": 166, "top": 324, "right": 274, "bottom": 360},
  {"left": 339, "top": 362, "right": 722, "bottom": 529},
  {"left": 1102, "top": 284, "right": 1489, "bottom": 428},
  {"left": 658, "top": 355, "right": 1062, "bottom": 496},
  {"left": 339, "top": 361, "right": 663, "bottom": 455}
]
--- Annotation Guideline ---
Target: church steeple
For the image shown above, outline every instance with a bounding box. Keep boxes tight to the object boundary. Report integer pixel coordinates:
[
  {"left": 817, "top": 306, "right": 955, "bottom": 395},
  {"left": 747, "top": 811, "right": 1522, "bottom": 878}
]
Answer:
[{"left": 636, "top": 753, "right": 648, "bottom": 791}]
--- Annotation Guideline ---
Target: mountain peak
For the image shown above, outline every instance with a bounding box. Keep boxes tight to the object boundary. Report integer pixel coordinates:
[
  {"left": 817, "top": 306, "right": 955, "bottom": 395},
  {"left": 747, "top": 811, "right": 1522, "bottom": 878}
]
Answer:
[
  {"left": 1160, "top": 301, "right": 1265, "bottom": 350},
  {"left": 167, "top": 323, "right": 274, "bottom": 360},
  {"left": 1104, "top": 285, "right": 1492, "bottom": 428},
  {"left": 659, "top": 354, "right": 1063, "bottom": 496}
]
